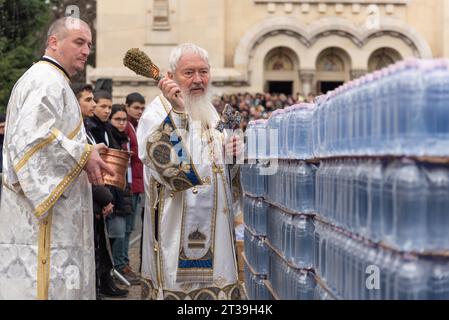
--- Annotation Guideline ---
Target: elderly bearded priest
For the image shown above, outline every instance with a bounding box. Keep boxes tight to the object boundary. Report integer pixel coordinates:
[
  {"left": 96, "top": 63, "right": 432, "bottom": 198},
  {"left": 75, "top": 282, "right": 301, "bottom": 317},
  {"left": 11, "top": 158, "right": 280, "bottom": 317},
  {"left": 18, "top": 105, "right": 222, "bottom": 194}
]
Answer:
[{"left": 137, "top": 43, "right": 243, "bottom": 300}]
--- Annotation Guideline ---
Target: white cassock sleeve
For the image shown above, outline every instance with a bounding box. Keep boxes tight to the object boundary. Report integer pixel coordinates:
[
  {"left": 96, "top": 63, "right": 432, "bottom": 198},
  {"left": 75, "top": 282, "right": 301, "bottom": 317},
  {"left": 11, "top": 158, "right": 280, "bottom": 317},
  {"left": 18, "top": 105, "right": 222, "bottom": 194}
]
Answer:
[{"left": 4, "top": 78, "right": 92, "bottom": 220}]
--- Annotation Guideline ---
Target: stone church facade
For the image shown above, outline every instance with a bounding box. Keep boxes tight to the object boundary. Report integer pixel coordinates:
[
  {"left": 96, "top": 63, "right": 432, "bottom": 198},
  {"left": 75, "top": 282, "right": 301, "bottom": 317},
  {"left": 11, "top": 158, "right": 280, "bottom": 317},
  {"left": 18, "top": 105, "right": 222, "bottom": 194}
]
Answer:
[{"left": 88, "top": 0, "right": 449, "bottom": 101}]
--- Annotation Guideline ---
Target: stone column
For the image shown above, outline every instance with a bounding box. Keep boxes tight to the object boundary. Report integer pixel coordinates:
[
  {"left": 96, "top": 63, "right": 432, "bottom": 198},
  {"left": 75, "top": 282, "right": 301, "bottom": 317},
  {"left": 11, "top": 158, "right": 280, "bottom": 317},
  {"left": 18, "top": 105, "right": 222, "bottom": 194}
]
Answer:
[
  {"left": 299, "top": 69, "right": 316, "bottom": 95},
  {"left": 350, "top": 69, "right": 368, "bottom": 80}
]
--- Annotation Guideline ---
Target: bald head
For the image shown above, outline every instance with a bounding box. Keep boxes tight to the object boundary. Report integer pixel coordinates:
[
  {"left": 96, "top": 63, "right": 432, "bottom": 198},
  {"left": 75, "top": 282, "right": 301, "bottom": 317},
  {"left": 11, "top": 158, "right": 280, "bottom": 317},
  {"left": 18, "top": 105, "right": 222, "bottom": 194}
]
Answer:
[
  {"left": 45, "top": 17, "right": 92, "bottom": 77},
  {"left": 46, "top": 17, "right": 90, "bottom": 47}
]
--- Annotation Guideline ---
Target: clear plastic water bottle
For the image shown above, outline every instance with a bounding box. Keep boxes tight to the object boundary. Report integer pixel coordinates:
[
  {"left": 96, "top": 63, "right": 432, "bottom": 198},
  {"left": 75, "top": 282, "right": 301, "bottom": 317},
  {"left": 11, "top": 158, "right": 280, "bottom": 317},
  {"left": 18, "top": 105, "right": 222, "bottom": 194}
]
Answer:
[
  {"left": 277, "top": 161, "right": 285, "bottom": 206},
  {"left": 315, "top": 162, "right": 323, "bottom": 218},
  {"left": 382, "top": 161, "right": 399, "bottom": 245},
  {"left": 291, "top": 104, "right": 313, "bottom": 160},
  {"left": 296, "top": 270, "right": 316, "bottom": 300},
  {"left": 254, "top": 199, "right": 269, "bottom": 236},
  {"left": 282, "top": 214, "right": 294, "bottom": 263},
  {"left": 393, "top": 159, "right": 428, "bottom": 252},
  {"left": 367, "top": 159, "right": 383, "bottom": 242},
  {"left": 388, "top": 62, "right": 405, "bottom": 155},
  {"left": 293, "top": 162, "right": 316, "bottom": 213},
  {"left": 423, "top": 164, "right": 449, "bottom": 251},
  {"left": 319, "top": 223, "right": 329, "bottom": 282},
  {"left": 398, "top": 59, "right": 425, "bottom": 155},
  {"left": 314, "top": 96, "right": 327, "bottom": 158},
  {"left": 243, "top": 196, "right": 251, "bottom": 231},
  {"left": 267, "top": 206, "right": 276, "bottom": 248},
  {"left": 256, "top": 238, "right": 269, "bottom": 275},
  {"left": 427, "top": 260, "right": 449, "bottom": 300},
  {"left": 370, "top": 71, "right": 383, "bottom": 155},
  {"left": 359, "top": 75, "right": 374, "bottom": 155},
  {"left": 346, "top": 159, "right": 356, "bottom": 230},
  {"left": 395, "top": 256, "right": 428, "bottom": 300},
  {"left": 245, "top": 121, "right": 256, "bottom": 160},
  {"left": 256, "top": 120, "right": 268, "bottom": 160},
  {"left": 423, "top": 59, "right": 449, "bottom": 156},
  {"left": 377, "top": 248, "right": 392, "bottom": 300},
  {"left": 286, "top": 161, "right": 294, "bottom": 211},
  {"left": 379, "top": 67, "right": 393, "bottom": 155},
  {"left": 267, "top": 163, "right": 275, "bottom": 203},
  {"left": 321, "top": 94, "right": 332, "bottom": 157},
  {"left": 266, "top": 109, "right": 284, "bottom": 160},
  {"left": 355, "top": 160, "right": 370, "bottom": 237},
  {"left": 281, "top": 107, "right": 294, "bottom": 159},
  {"left": 335, "top": 160, "right": 346, "bottom": 228},
  {"left": 292, "top": 215, "right": 315, "bottom": 269}
]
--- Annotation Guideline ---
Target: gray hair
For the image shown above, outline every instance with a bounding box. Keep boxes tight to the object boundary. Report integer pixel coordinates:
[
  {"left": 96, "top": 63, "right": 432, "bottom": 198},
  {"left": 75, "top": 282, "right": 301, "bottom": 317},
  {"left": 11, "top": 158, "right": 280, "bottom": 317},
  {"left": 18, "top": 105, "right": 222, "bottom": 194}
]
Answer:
[
  {"left": 47, "top": 17, "right": 89, "bottom": 43},
  {"left": 168, "top": 43, "right": 210, "bottom": 73}
]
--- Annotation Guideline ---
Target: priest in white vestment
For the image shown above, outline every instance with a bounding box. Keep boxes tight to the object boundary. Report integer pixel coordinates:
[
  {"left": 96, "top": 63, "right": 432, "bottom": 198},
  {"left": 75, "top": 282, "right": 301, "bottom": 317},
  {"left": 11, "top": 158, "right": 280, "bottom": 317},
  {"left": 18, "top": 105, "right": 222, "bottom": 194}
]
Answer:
[
  {"left": 0, "top": 18, "right": 113, "bottom": 300},
  {"left": 137, "top": 44, "right": 243, "bottom": 300}
]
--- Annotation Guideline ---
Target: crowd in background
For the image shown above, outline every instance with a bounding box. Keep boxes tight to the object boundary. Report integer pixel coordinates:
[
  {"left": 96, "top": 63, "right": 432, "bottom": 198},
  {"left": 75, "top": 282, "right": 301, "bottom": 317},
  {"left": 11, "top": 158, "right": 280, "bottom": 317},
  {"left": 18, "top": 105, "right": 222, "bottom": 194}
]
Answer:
[{"left": 212, "top": 92, "right": 317, "bottom": 131}]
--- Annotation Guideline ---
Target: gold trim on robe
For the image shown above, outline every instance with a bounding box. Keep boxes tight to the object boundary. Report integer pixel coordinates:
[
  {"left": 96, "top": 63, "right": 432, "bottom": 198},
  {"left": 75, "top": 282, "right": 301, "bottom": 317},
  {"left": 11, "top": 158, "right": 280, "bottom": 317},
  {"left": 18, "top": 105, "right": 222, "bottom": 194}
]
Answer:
[
  {"left": 37, "top": 210, "right": 53, "bottom": 300},
  {"left": 34, "top": 144, "right": 93, "bottom": 219},
  {"left": 14, "top": 119, "right": 83, "bottom": 173}
]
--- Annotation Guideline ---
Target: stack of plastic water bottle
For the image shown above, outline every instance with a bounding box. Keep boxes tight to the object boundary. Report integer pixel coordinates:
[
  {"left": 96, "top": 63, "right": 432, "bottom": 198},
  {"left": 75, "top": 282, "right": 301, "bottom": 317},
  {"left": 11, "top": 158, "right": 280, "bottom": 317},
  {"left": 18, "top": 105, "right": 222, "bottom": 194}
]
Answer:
[
  {"left": 241, "top": 58, "right": 449, "bottom": 300},
  {"left": 315, "top": 159, "right": 449, "bottom": 251},
  {"left": 242, "top": 102, "right": 325, "bottom": 299},
  {"left": 314, "top": 223, "right": 449, "bottom": 300},
  {"left": 241, "top": 159, "right": 271, "bottom": 299},
  {"left": 313, "top": 58, "right": 449, "bottom": 158}
]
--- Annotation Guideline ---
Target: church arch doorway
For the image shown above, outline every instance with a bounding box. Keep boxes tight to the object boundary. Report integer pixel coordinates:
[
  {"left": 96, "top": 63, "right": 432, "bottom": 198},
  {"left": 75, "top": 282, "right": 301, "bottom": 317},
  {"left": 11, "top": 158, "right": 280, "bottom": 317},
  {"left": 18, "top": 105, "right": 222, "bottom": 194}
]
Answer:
[
  {"left": 263, "top": 46, "right": 300, "bottom": 95},
  {"left": 315, "top": 47, "right": 351, "bottom": 94}
]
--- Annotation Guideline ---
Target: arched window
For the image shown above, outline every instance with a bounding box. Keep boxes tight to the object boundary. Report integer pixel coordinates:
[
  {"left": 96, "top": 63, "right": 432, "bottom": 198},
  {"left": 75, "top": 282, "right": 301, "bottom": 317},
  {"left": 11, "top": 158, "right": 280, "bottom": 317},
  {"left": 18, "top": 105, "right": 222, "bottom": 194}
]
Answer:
[
  {"left": 317, "top": 51, "right": 344, "bottom": 72},
  {"left": 368, "top": 48, "right": 402, "bottom": 72},
  {"left": 266, "top": 50, "right": 294, "bottom": 71}
]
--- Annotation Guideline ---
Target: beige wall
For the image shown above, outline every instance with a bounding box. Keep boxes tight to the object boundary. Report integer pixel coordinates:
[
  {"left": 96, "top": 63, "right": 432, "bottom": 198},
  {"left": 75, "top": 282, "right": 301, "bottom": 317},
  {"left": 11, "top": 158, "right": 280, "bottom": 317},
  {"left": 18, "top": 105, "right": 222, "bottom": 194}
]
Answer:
[{"left": 90, "top": 0, "right": 448, "bottom": 102}]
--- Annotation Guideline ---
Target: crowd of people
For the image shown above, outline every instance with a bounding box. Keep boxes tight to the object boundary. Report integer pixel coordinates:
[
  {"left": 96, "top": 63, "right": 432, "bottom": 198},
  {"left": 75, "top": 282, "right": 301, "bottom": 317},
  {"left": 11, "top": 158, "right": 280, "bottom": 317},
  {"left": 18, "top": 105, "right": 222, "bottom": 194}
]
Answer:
[
  {"left": 0, "top": 17, "right": 243, "bottom": 301},
  {"left": 212, "top": 92, "right": 317, "bottom": 131},
  {"left": 70, "top": 85, "right": 146, "bottom": 298}
]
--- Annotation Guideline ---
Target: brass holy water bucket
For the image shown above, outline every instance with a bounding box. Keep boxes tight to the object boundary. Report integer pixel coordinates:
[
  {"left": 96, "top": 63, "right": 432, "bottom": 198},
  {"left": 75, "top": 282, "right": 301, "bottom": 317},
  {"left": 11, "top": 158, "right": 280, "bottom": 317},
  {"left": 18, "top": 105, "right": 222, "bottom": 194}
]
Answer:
[{"left": 99, "top": 148, "right": 131, "bottom": 190}]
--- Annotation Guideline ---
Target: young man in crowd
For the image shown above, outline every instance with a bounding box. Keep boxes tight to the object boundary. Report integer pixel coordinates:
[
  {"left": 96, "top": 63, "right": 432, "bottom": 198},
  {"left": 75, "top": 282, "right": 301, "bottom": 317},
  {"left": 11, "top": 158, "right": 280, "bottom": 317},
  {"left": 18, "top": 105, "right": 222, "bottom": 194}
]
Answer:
[
  {"left": 72, "top": 84, "right": 129, "bottom": 298},
  {"left": 123, "top": 92, "right": 146, "bottom": 281}
]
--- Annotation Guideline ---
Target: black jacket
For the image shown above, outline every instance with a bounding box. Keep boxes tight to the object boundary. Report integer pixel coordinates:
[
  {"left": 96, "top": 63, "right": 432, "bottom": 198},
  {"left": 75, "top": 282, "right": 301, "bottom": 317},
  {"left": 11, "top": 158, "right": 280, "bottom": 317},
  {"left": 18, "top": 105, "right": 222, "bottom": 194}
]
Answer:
[
  {"left": 84, "top": 116, "right": 132, "bottom": 218},
  {"left": 85, "top": 115, "right": 121, "bottom": 149},
  {"left": 92, "top": 185, "right": 114, "bottom": 217}
]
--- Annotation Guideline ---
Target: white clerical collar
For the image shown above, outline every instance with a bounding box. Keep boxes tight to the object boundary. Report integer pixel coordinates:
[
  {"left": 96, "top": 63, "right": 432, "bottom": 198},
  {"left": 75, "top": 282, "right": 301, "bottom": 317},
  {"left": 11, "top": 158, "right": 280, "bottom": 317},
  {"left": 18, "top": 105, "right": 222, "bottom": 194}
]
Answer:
[
  {"left": 41, "top": 55, "right": 71, "bottom": 80},
  {"left": 43, "top": 55, "right": 63, "bottom": 68}
]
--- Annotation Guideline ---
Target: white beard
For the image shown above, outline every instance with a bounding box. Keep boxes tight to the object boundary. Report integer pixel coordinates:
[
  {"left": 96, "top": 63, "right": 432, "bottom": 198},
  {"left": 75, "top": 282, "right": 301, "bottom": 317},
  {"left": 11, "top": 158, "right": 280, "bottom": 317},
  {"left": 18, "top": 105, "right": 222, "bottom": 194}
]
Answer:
[{"left": 183, "top": 87, "right": 219, "bottom": 131}]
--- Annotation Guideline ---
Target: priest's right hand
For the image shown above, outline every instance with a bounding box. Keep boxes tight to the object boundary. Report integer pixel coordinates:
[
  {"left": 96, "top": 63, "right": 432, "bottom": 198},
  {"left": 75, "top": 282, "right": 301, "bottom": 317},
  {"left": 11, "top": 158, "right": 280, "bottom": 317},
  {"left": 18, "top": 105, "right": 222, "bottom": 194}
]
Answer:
[
  {"left": 84, "top": 143, "right": 115, "bottom": 186},
  {"left": 158, "top": 75, "right": 185, "bottom": 112}
]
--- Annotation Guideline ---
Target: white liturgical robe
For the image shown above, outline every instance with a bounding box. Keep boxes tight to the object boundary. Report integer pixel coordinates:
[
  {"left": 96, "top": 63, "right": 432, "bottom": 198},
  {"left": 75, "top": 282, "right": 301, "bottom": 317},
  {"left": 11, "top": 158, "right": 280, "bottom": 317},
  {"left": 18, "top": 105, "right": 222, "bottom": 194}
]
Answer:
[
  {"left": 0, "top": 60, "right": 95, "bottom": 300},
  {"left": 137, "top": 95, "right": 241, "bottom": 300}
]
